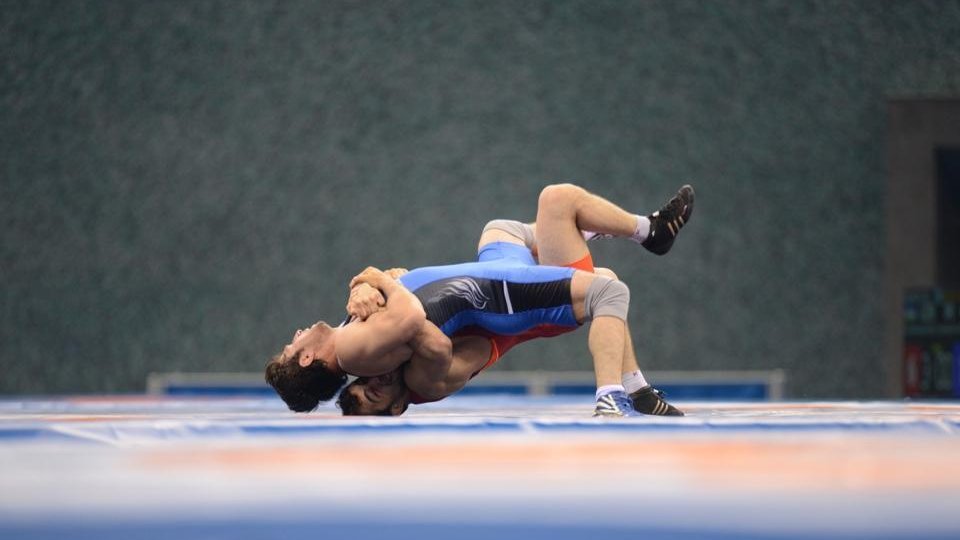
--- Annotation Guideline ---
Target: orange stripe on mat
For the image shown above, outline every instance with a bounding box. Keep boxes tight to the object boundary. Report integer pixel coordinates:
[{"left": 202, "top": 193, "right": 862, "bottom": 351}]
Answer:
[{"left": 139, "top": 437, "right": 960, "bottom": 492}]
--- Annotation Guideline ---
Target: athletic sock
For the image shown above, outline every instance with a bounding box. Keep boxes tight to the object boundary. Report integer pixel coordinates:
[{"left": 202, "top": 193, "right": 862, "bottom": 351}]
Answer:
[
  {"left": 581, "top": 215, "right": 650, "bottom": 243},
  {"left": 630, "top": 214, "right": 651, "bottom": 244},
  {"left": 622, "top": 370, "right": 649, "bottom": 394},
  {"left": 596, "top": 384, "right": 626, "bottom": 400}
]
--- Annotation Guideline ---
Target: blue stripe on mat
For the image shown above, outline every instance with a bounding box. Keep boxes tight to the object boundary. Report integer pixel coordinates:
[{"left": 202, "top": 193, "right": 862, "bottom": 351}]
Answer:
[
  {"left": 0, "top": 520, "right": 956, "bottom": 540},
  {"left": 0, "top": 418, "right": 954, "bottom": 442},
  {"left": 0, "top": 428, "right": 83, "bottom": 441}
]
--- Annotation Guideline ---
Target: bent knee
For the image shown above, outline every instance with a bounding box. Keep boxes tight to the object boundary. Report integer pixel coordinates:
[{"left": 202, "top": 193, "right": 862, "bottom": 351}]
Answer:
[
  {"left": 583, "top": 275, "right": 630, "bottom": 321},
  {"left": 481, "top": 220, "right": 535, "bottom": 248},
  {"left": 538, "top": 183, "right": 586, "bottom": 209},
  {"left": 593, "top": 267, "right": 619, "bottom": 280}
]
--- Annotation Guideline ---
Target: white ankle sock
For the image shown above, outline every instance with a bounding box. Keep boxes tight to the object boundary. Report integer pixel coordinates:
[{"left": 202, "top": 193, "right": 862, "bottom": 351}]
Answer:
[
  {"left": 595, "top": 384, "right": 626, "bottom": 400},
  {"left": 630, "top": 215, "right": 651, "bottom": 244},
  {"left": 622, "top": 370, "right": 649, "bottom": 394},
  {"left": 582, "top": 215, "right": 650, "bottom": 243}
]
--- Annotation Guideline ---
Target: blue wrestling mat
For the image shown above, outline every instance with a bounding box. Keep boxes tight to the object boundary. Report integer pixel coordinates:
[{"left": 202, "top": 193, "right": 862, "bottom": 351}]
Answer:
[{"left": 1, "top": 395, "right": 959, "bottom": 539}]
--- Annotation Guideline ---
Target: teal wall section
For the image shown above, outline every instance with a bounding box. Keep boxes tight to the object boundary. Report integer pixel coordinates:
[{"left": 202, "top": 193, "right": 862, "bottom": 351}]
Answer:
[{"left": 3, "top": 1, "right": 960, "bottom": 397}]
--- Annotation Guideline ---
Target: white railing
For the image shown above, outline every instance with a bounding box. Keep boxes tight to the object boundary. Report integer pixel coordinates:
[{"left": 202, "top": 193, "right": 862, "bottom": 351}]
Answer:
[{"left": 147, "top": 369, "right": 787, "bottom": 400}]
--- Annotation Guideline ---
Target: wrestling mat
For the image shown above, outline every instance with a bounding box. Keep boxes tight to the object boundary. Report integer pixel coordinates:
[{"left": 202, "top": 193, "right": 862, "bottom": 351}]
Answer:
[{"left": 1, "top": 395, "right": 959, "bottom": 539}]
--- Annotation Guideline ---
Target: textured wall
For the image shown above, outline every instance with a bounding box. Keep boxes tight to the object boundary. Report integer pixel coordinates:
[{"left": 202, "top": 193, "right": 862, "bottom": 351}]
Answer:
[{"left": 3, "top": 0, "right": 960, "bottom": 397}]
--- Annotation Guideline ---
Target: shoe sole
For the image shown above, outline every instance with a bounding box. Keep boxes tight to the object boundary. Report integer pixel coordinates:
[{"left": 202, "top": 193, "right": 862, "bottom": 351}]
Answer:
[
  {"left": 676, "top": 184, "right": 695, "bottom": 227},
  {"left": 645, "top": 185, "right": 695, "bottom": 255}
]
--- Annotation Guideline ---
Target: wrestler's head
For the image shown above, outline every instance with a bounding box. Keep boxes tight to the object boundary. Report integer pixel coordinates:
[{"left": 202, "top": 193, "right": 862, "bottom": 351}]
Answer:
[
  {"left": 264, "top": 321, "right": 346, "bottom": 412},
  {"left": 337, "top": 370, "right": 410, "bottom": 416}
]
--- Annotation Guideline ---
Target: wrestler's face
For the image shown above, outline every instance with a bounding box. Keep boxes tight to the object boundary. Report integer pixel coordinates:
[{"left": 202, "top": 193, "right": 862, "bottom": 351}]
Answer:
[
  {"left": 339, "top": 371, "right": 408, "bottom": 416},
  {"left": 282, "top": 321, "right": 336, "bottom": 370}
]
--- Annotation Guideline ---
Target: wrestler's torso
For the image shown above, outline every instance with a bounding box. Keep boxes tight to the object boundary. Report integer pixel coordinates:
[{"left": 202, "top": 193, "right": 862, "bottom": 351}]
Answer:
[{"left": 398, "top": 244, "right": 583, "bottom": 405}]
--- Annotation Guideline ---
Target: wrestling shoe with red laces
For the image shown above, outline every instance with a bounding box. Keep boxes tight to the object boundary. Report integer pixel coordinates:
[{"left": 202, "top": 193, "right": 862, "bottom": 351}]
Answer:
[
  {"left": 593, "top": 391, "right": 642, "bottom": 417},
  {"left": 630, "top": 386, "right": 684, "bottom": 416},
  {"left": 641, "top": 184, "right": 695, "bottom": 256}
]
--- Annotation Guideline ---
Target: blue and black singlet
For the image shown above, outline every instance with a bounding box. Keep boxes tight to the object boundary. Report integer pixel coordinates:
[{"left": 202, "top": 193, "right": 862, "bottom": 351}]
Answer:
[{"left": 397, "top": 242, "right": 579, "bottom": 338}]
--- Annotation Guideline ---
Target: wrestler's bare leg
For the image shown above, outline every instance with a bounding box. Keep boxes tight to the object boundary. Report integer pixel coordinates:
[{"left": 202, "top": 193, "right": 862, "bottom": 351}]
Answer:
[
  {"left": 592, "top": 268, "right": 641, "bottom": 374},
  {"left": 592, "top": 267, "right": 683, "bottom": 416},
  {"left": 534, "top": 183, "right": 641, "bottom": 268},
  {"left": 478, "top": 190, "right": 685, "bottom": 415},
  {"left": 533, "top": 184, "right": 685, "bottom": 416},
  {"left": 567, "top": 272, "right": 627, "bottom": 388},
  {"left": 477, "top": 224, "right": 625, "bottom": 390},
  {"left": 530, "top": 185, "right": 640, "bottom": 406},
  {"left": 478, "top": 208, "right": 631, "bottom": 384}
]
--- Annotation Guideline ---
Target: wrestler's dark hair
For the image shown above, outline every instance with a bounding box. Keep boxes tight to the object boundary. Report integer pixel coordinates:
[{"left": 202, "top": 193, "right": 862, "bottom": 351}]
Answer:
[
  {"left": 336, "top": 380, "right": 410, "bottom": 417},
  {"left": 335, "top": 385, "right": 372, "bottom": 416},
  {"left": 264, "top": 355, "right": 347, "bottom": 412}
]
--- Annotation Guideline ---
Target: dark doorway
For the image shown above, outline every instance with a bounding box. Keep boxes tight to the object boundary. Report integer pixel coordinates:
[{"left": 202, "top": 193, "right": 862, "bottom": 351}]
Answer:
[{"left": 937, "top": 148, "right": 960, "bottom": 287}]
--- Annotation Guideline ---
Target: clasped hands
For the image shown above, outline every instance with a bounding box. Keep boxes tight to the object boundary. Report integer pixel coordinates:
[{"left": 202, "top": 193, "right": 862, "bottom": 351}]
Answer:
[{"left": 345, "top": 266, "right": 409, "bottom": 320}]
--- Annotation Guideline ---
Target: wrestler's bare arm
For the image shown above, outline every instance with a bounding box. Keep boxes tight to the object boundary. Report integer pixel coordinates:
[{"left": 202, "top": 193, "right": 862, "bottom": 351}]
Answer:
[
  {"left": 383, "top": 268, "right": 408, "bottom": 279},
  {"left": 403, "top": 336, "right": 490, "bottom": 401},
  {"left": 342, "top": 265, "right": 497, "bottom": 401},
  {"left": 336, "top": 267, "right": 426, "bottom": 376},
  {"left": 346, "top": 265, "right": 447, "bottom": 358},
  {"left": 408, "top": 318, "right": 453, "bottom": 369}
]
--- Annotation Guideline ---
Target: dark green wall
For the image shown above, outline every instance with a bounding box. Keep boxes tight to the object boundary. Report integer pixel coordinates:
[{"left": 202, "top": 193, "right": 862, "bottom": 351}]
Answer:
[{"left": 3, "top": 0, "right": 960, "bottom": 397}]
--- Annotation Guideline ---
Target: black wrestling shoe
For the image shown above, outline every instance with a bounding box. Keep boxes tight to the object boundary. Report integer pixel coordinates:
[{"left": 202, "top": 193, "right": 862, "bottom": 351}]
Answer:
[
  {"left": 630, "top": 386, "right": 684, "bottom": 416},
  {"left": 641, "top": 185, "right": 695, "bottom": 256}
]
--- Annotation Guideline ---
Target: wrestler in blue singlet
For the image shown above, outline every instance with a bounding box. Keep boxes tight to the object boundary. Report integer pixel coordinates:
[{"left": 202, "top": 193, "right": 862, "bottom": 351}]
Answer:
[{"left": 397, "top": 242, "right": 579, "bottom": 338}]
